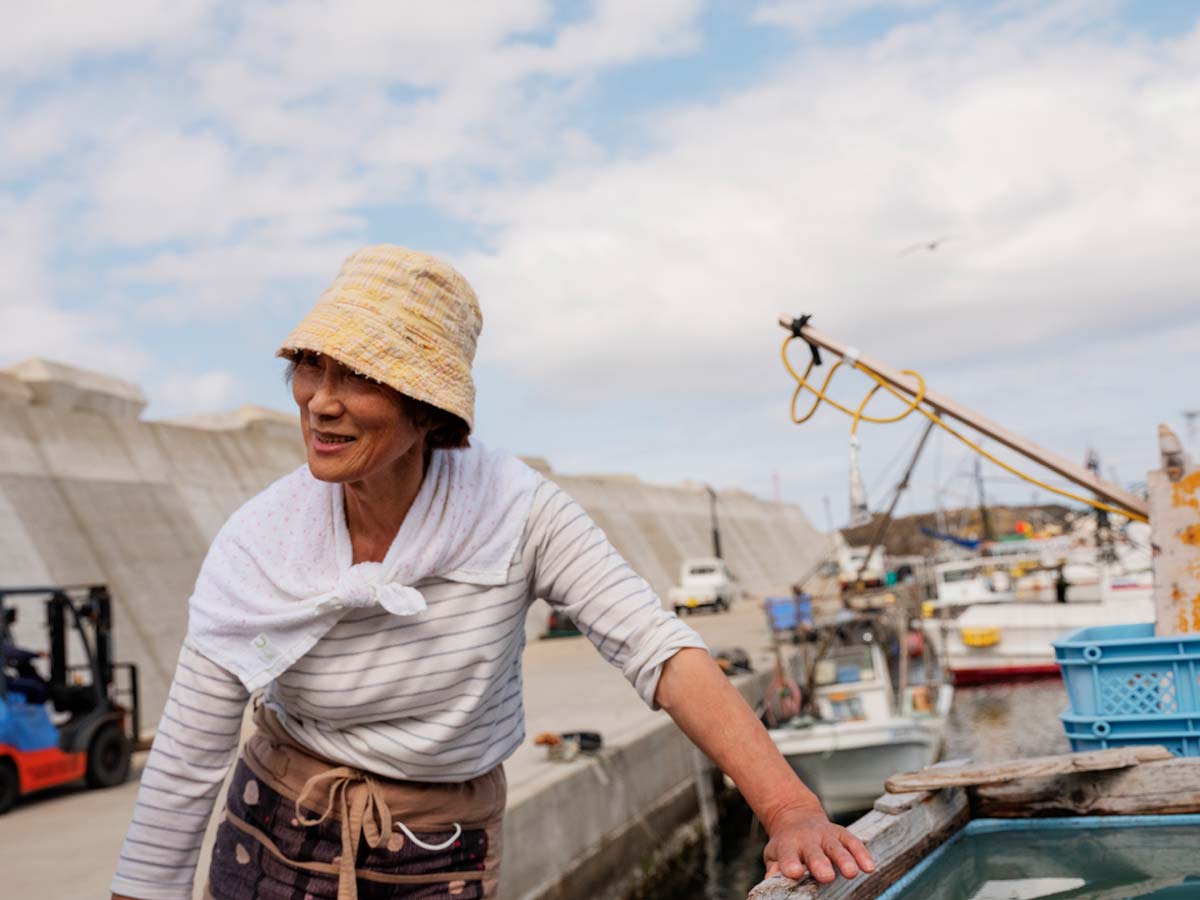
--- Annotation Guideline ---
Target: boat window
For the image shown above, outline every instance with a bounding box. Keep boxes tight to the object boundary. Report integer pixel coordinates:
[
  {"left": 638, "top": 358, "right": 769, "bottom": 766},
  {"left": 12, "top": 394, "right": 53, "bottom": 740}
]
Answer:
[
  {"left": 827, "top": 694, "right": 866, "bottom": 722},
  {"left": 815, "top": 646, "right": 875, "bottom": 684},
  {"left": 940, "top": 568, "right": 979, "bottom": 583}
]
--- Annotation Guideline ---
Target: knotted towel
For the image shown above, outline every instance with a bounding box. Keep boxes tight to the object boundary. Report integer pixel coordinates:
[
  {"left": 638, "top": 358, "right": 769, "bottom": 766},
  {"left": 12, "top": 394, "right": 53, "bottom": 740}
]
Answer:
[{"left": 186, "top": 442, "right": 541, "bottom": 691}]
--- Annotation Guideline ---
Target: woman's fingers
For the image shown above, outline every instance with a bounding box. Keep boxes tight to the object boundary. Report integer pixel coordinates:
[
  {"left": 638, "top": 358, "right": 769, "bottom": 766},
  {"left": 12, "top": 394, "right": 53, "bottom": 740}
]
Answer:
[
  {"left": 822, "top": 836, "right": 861, "bottom": 879},
  {"left": 843, "top": 830, "right": 876, "bottom": 873},
  {"left": 781, "top": 857, "right": 807, "bottom": 881},
  {"left": 802, "top": 846, "right": 837, "bottom": 883},
  {"left": 765, "top": 823, "right": 874, "bottom": 884},
  {"left": 766, "top": 832, "right": 806, "bottom": 880}
]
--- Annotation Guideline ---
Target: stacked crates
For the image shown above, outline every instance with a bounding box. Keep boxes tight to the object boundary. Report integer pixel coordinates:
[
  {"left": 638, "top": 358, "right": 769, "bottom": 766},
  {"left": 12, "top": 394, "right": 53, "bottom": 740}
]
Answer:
[{"left": 1053, "top": 622, "right": 1200, "bottom": 757}]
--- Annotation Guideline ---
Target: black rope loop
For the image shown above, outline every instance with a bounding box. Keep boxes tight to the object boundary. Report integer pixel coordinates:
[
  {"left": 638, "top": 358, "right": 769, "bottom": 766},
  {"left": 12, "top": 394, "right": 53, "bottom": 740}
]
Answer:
[{"left": 790, "top": 314, "right": 822, "bottom": 367}]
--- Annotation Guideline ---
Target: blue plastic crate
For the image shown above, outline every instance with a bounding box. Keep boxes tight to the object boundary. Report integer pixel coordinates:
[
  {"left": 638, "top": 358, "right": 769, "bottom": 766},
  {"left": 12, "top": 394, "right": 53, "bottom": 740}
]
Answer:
[
  {"left": 764, "top": 595, "right": 812, "bottom": 632},
  {"left": 765, "top": 597, "right": 797, "bottom": 630},
  {"left": 1061, "top": 712, "right": 1200, "bottom": 757},
  {"left": 1052, "top": 622, "right": 1200, "bottom": 719}
]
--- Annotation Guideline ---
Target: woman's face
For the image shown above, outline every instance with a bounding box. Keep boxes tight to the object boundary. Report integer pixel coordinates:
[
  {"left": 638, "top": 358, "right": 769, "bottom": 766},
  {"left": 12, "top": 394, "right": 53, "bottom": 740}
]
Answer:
[{"left": 290, "top": 350, "right": 426, "bottom": 485}]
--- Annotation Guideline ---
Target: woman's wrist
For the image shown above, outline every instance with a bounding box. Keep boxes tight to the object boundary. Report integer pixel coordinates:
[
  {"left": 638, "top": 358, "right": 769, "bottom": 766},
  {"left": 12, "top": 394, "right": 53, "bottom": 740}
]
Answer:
[{"left": 760, "top": 792, "right": 828, "bottom": 834}]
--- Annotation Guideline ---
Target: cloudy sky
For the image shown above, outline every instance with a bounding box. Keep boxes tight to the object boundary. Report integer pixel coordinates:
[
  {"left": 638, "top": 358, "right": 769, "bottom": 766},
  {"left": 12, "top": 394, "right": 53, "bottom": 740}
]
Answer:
[{"left": 4, "top": 0, "right": 1198, "bottom": 528}]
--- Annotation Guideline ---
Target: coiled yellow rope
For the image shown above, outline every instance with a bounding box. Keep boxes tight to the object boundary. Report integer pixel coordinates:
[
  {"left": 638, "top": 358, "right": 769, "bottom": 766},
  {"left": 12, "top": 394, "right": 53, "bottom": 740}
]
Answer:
[{"left": 781, "top": 335, "right": 1149, "bottom": 524}]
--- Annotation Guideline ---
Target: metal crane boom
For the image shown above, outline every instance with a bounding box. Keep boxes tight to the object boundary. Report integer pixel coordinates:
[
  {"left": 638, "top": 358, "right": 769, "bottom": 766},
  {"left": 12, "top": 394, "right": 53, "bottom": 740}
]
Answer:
[{"left": 778, "top": 316, "right": 1150, "bottom": 520}]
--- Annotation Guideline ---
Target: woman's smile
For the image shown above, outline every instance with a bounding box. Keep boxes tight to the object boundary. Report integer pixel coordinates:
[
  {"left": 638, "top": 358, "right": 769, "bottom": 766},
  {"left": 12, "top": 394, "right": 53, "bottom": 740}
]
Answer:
[
  {"left": 288, "top": 350, "right": 428, "bottom": 490},
  {"left": 311, "top": 429, "right": 357, "bottom": 453}
]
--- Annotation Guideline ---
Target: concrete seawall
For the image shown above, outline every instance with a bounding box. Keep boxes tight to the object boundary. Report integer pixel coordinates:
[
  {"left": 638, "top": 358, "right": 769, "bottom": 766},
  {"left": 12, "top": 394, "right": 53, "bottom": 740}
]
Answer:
[{"left": 504, "top": 669, "right": 770, "bottom": 900}]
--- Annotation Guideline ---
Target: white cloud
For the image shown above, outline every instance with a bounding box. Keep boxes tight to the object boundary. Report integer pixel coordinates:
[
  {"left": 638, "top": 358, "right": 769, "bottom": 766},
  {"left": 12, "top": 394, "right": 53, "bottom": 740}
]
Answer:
[
  {"left": 753, "top": 0, "right": 938, "bottom": 32},
  {"left": 5, "top": 2, "right": 1199, "bottom": 514},
  {"left": 121, "top": 228, "right": 361, "bottom": 321},
  {"left": 154, "top": 370, "right": 240, "bottom": 417},
  {"left": 0, "top": 196, "right": 149, "bottom": 378},
  {"left": 463, "top": 11, "right": 1200, "bottom": 410},
  {"left": 0, "top": 0, "right": 212, "bottom": 77}
]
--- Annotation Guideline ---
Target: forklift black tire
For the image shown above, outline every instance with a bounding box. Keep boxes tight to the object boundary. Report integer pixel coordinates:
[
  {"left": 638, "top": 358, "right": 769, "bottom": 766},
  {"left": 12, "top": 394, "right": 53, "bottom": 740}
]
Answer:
[
  {"left": 0, "top": 758, "right": 18, "bottom": 815},
  {"left": 86, "top": 722, "right": 131, "bottom": 789}
]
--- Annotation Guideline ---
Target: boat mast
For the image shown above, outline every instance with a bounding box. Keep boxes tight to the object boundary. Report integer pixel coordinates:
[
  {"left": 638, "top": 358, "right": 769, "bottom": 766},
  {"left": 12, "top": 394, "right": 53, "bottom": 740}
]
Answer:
[
  {"left": 973, "top": 455, "right": 995, "bottom": 543},
  {"left": 853, "top": 419, "right": 936, "bottom": 587}
]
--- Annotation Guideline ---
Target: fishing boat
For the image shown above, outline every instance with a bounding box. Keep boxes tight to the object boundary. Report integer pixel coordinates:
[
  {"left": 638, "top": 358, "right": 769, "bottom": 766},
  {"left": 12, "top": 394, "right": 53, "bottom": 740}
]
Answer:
[
  {"left": 765, "top": 318, "right": 1199, "bottom": 897},
  {"left": 925, "top": 552, "right": 1154, "bottom": 684},
  {"left": 748, "top": 747, "right": 1200, "bottom": 900},
  {"left": 764, "top": 609, "right": 954, "bottom": 817},
  {"left": 920, "top": 497, "right": 1155, "bottom": 683}
]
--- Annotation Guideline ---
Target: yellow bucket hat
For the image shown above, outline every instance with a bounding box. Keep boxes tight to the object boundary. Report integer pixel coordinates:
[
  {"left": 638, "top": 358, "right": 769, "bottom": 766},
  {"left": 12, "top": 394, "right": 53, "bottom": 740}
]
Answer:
[{"left": 278, "top": 245, "right": 482, "bottom": 430}]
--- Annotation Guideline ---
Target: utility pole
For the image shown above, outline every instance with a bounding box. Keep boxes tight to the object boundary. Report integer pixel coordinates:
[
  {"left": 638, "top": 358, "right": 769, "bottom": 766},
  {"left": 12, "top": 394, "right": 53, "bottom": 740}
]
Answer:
[
  {"left": 705, "top": 485, "right": 723, "bottom": 559},
  {"left": 822, "top": 495, "right": 835, "bottom": 534},
  {"left": 1086, "top": 449, "right": 1117, "bottom": 563}
]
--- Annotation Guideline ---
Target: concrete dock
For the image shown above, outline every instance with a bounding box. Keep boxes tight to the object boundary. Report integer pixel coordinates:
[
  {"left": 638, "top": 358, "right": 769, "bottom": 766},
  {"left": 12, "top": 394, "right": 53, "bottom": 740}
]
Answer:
[{"left": 0, "top": 600, "right": 778, "bottom": 900}]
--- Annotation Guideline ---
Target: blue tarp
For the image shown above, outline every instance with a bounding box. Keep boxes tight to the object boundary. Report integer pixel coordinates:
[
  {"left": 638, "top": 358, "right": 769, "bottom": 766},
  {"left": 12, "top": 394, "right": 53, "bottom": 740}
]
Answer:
[
  {"left": 920, "top": 526, "right": 981, "bottom": 550},
  {"left": 0, "top": 693, "right": 59, "bottom": 751}
]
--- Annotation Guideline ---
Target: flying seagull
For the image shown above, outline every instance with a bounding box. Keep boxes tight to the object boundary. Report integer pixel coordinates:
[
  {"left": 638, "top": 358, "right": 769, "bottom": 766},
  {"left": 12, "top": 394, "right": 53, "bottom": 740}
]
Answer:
[{"left": 900, "top": 235, "right": 953, "bottom": 256}]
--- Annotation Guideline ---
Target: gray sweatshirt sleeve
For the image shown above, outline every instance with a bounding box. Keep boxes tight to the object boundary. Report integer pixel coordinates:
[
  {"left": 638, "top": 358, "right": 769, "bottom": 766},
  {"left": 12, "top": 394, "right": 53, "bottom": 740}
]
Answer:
[
  {"left": 524, "top": 479, "right": 708, "bottom": 707},
  {"left": 110, "top": 641, "right": 248, "bottom": 900}
]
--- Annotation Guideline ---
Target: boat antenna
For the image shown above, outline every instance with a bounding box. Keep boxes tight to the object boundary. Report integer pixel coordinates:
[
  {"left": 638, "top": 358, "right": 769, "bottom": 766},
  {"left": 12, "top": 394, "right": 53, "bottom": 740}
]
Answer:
[{"left": 973, "top": 455, "right": 994, "bottom": 543}]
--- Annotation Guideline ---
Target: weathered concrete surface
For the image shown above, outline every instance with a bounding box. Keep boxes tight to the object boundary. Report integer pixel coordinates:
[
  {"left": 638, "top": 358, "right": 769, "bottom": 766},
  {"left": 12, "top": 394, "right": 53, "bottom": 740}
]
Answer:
[
  {"left": 0, "top": 364, "right": 308, "bottom": 720},
  {"left": 0, "top": 601, "right": 778, "bottom": 900},
  {"left": 1, "top": 358, "right": 828, "bottom": 723}
]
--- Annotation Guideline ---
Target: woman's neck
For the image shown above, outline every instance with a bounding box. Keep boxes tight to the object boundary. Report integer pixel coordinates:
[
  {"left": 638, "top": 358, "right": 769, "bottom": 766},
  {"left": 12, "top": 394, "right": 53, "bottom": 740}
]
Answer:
[{"left": 342, "top": 444, "right": 430, "bottom": 564}]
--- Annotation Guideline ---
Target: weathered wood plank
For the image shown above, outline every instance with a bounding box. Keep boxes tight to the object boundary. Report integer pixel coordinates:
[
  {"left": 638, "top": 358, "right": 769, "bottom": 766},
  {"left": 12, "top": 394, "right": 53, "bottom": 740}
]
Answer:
[
  {"left": 746, "top": 786, "right": 969, "bottom": 900},
  {"left": 872, "top": 758, "right": 969, "bottom": 815},
  {"left": 974, "top": 757, "right": 1200, "bottom": 818},
  {"left": 884, "top": 746, "right": 1173, "bottom": 793},
  {"left": 872, "top": 790, "right": 928, "bottom": 815}
]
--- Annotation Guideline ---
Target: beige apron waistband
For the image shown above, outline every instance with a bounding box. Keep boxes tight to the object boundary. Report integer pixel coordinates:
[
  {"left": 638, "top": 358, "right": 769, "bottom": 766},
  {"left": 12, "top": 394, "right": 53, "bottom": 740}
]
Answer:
[{"left": 240, "top": 701, "right": 504, "bottom": 900}]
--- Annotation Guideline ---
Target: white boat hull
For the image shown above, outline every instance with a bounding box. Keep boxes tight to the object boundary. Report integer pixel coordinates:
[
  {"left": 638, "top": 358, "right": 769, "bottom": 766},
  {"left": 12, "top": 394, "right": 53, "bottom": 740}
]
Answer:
[
  {"left": 768, "top": 716, "right": 946, "bottom": 817},
  {"left": 926, "top": 590, "right": 1154, "bottom": 684}
]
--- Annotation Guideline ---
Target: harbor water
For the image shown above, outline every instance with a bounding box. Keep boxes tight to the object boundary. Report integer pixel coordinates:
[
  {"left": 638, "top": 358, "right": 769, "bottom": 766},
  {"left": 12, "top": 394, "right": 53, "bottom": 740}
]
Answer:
[
  {"left": 661, "top": 677, "right": 1073, "bottom": 900},
  {"left": 888, "top": 821, "right": 1200, "bottom": 900}
]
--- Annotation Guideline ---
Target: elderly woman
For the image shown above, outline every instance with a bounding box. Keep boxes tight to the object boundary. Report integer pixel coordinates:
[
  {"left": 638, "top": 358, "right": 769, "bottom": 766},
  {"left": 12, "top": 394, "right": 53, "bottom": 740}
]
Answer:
[{"left": 111, "top": 247, "right": 872, "bottom": 900}]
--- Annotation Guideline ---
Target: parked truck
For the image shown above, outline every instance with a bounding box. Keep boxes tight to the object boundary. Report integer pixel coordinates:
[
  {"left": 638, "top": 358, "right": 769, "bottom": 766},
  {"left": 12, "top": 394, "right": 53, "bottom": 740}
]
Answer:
[{"left": 669, "top": 557, "right": 738, "bottom": 616}]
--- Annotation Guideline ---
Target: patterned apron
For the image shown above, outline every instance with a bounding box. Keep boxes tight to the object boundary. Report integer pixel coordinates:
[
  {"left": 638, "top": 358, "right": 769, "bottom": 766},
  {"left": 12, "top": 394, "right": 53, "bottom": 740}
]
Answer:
[{"left": 204, "top": 703, "right": 505, "bottom": 900}]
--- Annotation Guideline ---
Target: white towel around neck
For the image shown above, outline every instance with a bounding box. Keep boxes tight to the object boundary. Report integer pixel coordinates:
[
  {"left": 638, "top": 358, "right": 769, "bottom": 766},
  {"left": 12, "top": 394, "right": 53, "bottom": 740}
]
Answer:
[{"left": 186, "top": 442, "right": 542, "bottom": 691}]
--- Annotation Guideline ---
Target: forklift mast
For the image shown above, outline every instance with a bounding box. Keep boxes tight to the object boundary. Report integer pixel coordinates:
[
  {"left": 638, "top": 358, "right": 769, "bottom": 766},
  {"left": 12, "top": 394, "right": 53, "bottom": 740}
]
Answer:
[{"left": 89, "top": 586, "right": 113, "bottom": 692}]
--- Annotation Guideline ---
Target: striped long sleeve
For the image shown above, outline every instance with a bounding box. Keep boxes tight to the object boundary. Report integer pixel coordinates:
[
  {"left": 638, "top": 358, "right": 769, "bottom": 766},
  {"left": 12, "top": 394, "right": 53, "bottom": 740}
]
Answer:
[
  {"left": 526, "top": 479, "right": 707, "bottom": 706},
  {"left": 111, "top": 477, "right": 704, "bottom": 897},
  {"left": 110, "top": 642, "right": 248, "bottom": 900}
]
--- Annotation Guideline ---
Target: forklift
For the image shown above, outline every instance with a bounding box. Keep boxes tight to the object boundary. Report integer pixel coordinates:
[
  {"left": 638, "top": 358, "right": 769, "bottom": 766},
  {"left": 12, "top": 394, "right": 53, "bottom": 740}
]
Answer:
[{"left": 0, "top": 584, "right": 143, "bottom": 814}]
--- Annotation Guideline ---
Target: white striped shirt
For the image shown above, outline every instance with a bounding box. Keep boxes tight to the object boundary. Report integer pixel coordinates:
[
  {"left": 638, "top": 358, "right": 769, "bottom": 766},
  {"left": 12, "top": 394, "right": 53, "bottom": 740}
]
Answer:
[{"left": 111, "top": 479, "right": 705, "bottom": 899}]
